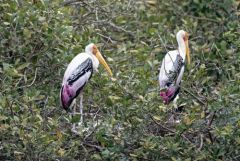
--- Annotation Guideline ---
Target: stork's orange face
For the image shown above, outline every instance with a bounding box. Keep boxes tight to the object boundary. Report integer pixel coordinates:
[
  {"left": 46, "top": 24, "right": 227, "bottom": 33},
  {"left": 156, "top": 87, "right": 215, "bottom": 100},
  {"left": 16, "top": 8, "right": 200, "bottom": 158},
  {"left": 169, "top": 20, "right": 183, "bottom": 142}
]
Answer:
[
  {"left": 92, "top": 45, "right": 113, "bottom": 76},
  {"left": 183, "top": 32, "right": 189, "bottom": 41},
  {"left": 183, "top": 32, "right": 190, "bottom": 65}
]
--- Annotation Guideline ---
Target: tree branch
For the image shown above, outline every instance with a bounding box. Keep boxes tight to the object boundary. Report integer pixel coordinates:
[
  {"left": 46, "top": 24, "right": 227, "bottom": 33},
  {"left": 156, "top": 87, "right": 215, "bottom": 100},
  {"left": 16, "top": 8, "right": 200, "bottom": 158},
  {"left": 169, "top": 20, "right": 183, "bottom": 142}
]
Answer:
[
  {"left": 17, "top": 68, "right": 38, "bottom": 89},
  {"left": 182, "top": 86, "right": 206, "bottom": 105}
]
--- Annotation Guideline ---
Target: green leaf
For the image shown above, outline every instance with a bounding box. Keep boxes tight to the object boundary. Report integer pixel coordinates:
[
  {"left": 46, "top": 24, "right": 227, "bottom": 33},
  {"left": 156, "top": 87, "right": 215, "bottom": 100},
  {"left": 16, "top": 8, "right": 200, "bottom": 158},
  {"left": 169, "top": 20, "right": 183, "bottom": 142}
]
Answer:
[
  {"left": 71, "top": 115, "right": 80, "bottom": 123},
  {"left": 17, "top": 63, "right": 30, "bottom": 71},
  {"left": 3, "top": 22, "right": 10, "bottom": 26},
  {"left": 153, "top": 115, "right": 161, "bottom": 121},
  {"left": 23, "top": 28, "right": 32, "bottom": 38}
]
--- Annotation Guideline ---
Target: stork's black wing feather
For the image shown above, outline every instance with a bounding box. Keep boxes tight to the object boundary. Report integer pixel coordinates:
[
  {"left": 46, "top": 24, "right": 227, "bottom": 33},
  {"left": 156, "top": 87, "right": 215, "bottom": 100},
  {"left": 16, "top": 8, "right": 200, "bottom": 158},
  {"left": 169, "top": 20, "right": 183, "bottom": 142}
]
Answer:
[
  {"left": 165, "top": 54, "right": 184, "bottom": 86},
  {"left": 67, "top": 58, "right": 93, "bottom": 85}
]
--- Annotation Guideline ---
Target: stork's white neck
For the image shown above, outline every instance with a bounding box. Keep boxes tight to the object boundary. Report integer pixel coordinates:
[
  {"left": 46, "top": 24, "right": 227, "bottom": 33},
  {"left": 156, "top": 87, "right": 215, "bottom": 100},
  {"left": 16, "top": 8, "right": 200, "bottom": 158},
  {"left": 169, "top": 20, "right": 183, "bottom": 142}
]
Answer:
[{"left": 177, "top": 35, "right": 186, "bottom": 61}]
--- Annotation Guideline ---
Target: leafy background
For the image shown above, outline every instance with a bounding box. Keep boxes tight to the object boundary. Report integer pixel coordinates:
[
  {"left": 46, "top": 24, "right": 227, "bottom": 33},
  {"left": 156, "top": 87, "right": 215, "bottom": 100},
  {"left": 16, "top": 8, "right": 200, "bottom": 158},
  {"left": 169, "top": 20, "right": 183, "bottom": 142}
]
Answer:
[{"left": 0, "top": 0, "right": 240, "bottom": 160}]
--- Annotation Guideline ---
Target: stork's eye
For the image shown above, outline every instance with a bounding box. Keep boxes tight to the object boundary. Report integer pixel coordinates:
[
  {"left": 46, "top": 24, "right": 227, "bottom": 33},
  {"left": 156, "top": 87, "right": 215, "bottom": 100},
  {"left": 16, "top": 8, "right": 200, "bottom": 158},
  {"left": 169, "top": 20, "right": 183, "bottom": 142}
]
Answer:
[
  {"left": 92, "top": 45, "right": 97, "bottom": 55},
  {"left": 183, "top": 36, "right": 186, "bottom": 41},
  {"left": 183, "top": 33, "right": 189, "bottom": 41}
]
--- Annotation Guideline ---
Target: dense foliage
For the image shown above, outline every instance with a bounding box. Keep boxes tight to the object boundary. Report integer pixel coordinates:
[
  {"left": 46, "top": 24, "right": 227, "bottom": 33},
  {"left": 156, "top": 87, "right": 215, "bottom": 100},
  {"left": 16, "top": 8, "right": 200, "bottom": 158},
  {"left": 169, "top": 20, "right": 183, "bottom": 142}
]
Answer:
[{"left": 0, "top": 0, "right": 239, "bottom": 160}]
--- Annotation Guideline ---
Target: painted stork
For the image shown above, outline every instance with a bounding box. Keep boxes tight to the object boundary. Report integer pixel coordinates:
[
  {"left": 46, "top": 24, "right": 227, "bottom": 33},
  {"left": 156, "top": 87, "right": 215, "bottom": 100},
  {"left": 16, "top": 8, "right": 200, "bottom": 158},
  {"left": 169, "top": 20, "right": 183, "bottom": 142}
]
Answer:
[
  {"left": 159, "top": 30, "right": 190, "bottom": 107},
  {"left": 60, "top": 43, "right": 112, "bottom": 132}
]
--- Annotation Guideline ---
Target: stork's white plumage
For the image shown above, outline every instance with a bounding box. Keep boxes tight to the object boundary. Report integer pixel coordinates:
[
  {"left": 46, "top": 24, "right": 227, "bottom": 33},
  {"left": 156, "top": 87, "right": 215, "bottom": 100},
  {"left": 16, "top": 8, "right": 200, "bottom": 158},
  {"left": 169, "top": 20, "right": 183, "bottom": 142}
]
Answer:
[
  {"left": 159, "top": 30, "right": 190, "bottom": 105},
  {"left": 60, "top": 43, "right": 112, "bottom": 132}
]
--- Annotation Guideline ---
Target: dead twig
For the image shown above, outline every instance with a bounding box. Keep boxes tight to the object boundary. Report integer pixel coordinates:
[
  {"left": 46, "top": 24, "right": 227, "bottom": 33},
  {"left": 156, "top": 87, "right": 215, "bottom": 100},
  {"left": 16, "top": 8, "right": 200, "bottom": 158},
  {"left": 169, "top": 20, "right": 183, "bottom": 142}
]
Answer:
[
  {"left": 62, "top": 0, "right": 82, "bottom": 6},
  {"left": 208, "top": 111, "right": 216, "bottom": 127},
  {"left": 150, "top": 114, "right": 175, "bottom": 133},
  {"left": 83, "top": 124, "right": 98, "bottom": 141},
  {"left": 17, "top": 68, "right": 38, "bottom": 89},
  {"left": 96, "top": 33, "right": 115, "bottom": 43},
  {"left": 158, "top": 33, "right": 169, "bottom": 53},
  {"left": 189, "top": 36, "right": 203, "bottom": 41},
  {"left": 127, "top": 0, "right": 133, "bottom": 10},
  {"left": 206, "top": 111, "right": 216, "bottom": 144},
  {"left": 150, "top": 114, "right": 200, "bottom": 150},
  {"left": 233, "top": 154, "right": 240, "bottom": 160},
  {"left": 9, "top": 100, "right": 15, "bottom": 119},
  {"left": 198, "top": 134, "right": 203, "bottom": 151},
  {"left": 43, "top": 96, "right": 49, "bottom": 109},
  {"left": 14, "top": 76, "right": 23, "bottom": 87},
  {"left": 108, "top": 22, "right": 135, "bottom": 37},
  {"left": 182, "top": 86, "right": 206, "bottom": 105},
  {"left": 188, "top": 16, "right": 221, "bottom": 23},
  {"left": 82, "top": 142, "right": 102, "bottom": 151},
  {"left": 94, "top": 21, "right": 135, "bottom": 37}
]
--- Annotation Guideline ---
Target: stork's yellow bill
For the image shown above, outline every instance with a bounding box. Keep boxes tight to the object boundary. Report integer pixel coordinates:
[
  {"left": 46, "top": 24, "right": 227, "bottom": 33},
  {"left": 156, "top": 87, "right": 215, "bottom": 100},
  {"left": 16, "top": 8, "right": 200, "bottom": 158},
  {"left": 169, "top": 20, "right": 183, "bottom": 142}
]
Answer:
[{"left": 93, "top": 45, "right": 113, "bottom": 76}]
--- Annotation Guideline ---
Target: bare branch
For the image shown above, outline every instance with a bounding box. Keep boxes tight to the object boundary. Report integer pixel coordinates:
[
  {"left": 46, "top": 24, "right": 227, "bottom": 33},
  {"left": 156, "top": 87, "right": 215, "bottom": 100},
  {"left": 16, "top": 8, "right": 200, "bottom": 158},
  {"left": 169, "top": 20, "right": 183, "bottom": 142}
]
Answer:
[
  {"left": 93, "top": 21, "right": 135, "bottom": 37},
  {"left": 17, "top": 68, "right": 38, "bottom": 89},
  {"left": 188, "top": 16, "right": 221, "bottom": 23},
  {"left": 150, "top": 114, "right": 175, "bottom": 133},
  {"left": 83, "top": 142, "right": 102, "bottom": 151},
  {"left": 158, "top": 33, "right": 169, "bottom": 53},
  {"left": 107, "top": 22, "right": 135, "bottom": 37},
  {"left": 182, "top": 86, "right": 206, "bottom": 105},
  {"left": 150, "top": 114, "right": 201, "bottom": 150},
  {"left": 96, "top": 33, "right": 115, "bottom": 43},
  {"left": 208, "top": 111, "right": 216, "bottom": 127},
  {"left": 62, "top": 0, "right": 83, "bottom": 6},
  {"left": 198, "top": 134, "right": 203, "bottom": 151}
]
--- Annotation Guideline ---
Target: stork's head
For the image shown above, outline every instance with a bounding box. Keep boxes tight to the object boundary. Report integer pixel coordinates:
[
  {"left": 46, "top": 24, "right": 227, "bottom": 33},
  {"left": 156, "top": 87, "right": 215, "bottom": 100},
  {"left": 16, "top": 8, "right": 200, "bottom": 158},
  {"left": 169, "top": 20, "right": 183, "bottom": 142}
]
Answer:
[
  {"left": 85, "top": 43, "right": 113, "bottom": 76},
  {"left": 177, "top": 30, "right": 190, "bottom": 64}
]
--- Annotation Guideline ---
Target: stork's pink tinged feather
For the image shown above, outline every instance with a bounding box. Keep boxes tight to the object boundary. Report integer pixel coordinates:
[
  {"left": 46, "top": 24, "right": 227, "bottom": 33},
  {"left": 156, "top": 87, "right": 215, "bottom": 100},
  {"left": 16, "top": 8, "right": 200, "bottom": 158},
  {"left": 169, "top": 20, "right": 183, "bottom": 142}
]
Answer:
[
  {"left": 160, "top": 86, "right": 178, "bottom": 104},
  {"left": 61, "top": 84, "right": 75, "bottom": 109}
]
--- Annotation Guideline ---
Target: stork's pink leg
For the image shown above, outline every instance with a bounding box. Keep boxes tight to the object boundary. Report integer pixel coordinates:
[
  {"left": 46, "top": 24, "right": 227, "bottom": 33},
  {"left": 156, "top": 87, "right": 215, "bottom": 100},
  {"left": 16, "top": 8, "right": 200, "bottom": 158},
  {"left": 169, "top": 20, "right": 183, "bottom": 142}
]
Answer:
[
  {"left": 71, "top": 99, "right": 78, "bottom": 133},
  {"left": 78, "top": 92, "right": 83, "bottom": 126}
]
